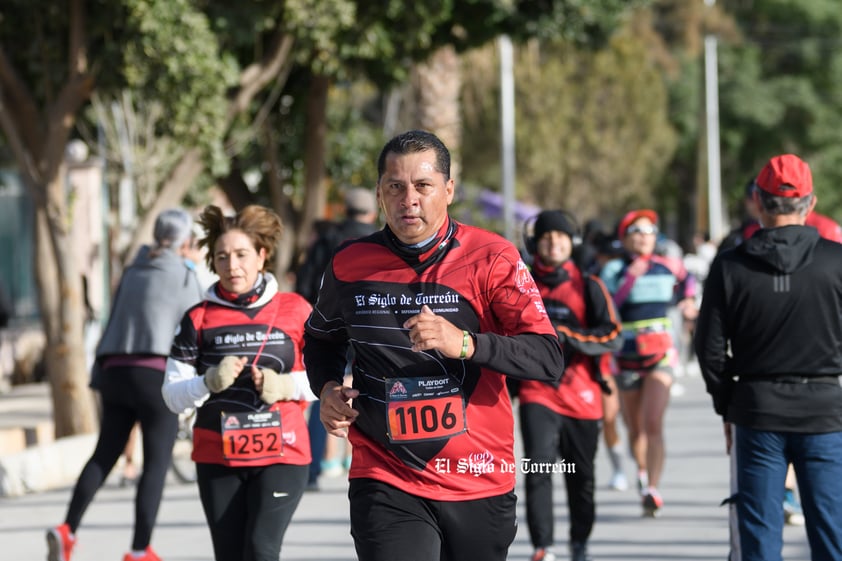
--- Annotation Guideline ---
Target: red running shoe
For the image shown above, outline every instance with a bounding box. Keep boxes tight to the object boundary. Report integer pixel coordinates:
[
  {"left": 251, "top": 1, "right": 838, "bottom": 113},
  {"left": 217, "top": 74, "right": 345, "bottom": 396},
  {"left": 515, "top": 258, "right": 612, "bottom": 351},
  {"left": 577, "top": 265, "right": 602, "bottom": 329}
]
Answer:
[
  {"left": 123, "top": 546, "right": 162, "bottom": 561},
  {"left": 531, "top": 548, "right": 557, "bottom": 561},
  {"left": 642, "top": 489, "right": 664, "bottom": 517},
  {"left": 46, "top": 523, "right": 76, "bottom": 561}
]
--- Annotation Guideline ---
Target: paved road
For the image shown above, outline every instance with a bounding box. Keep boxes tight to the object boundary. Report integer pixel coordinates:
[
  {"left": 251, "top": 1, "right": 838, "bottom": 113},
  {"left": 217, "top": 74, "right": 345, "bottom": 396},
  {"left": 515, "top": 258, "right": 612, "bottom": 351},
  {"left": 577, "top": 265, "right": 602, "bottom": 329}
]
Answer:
[{"left": 0, "top": 374, "right": 811, "bottom": 560}]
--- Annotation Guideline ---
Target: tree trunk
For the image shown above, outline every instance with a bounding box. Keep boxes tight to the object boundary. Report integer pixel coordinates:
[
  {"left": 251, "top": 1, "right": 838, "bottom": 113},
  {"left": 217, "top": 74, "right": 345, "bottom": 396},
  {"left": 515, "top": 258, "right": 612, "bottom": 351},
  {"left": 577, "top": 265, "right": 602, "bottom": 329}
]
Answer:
[
  {"left": 412, "top": 46, "right": 463, "bottom": 184},
  {"left": 262, "top": 124, "right": 297, "bottom": 290},
  {"left": 35, "top": 192, "right": 98, "bottom": 437},
  {"left": 0, "top": 1, "right": 99, "bottom": 436},
  {"left": 217, "top": 159, "right": 256, "bottom": 211},
  {"left": 298, "top": 74, "right": 330, "bottom": 257},
  {"left": 1, "top": 10, "right": 300, "bottom": 439}
]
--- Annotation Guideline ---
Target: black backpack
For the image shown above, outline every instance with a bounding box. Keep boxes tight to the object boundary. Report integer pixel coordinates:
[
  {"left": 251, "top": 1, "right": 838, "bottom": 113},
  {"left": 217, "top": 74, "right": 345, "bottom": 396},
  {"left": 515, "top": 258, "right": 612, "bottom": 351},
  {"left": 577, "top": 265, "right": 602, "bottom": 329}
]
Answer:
[
  {"left": 295, "top": 222, "right": 343, "bottom": 304},
  {"left": 296, "top": 219, "right": 379, "bottom": 304}
]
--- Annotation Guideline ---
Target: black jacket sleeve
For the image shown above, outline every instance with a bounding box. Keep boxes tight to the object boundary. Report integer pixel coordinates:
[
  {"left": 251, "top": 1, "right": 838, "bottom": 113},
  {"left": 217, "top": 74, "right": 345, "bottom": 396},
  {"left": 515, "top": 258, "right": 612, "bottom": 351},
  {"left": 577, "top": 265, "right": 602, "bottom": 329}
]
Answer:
[
  {"left": 693, "top": 256, "right": 733, "bottom": 416},
  {"left": 557, "top": 274, "right": 623, "bottom": 357},
  {"left": 471, "top": 332, "right": 564, "bottom": 385},
  {"left": 295, "top": 226, "right": 341, "bottom": 305},
  {"left": 303, "top": 331, "right": 349, "bottom": 397}
]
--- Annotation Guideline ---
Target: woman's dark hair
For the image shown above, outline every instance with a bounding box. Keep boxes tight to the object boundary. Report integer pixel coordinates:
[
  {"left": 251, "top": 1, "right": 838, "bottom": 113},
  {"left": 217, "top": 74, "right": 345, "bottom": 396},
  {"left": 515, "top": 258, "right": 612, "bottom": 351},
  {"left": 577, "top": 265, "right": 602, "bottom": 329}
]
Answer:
[{"left": 197, "top": 205, "right": 283, "bottom": 273}]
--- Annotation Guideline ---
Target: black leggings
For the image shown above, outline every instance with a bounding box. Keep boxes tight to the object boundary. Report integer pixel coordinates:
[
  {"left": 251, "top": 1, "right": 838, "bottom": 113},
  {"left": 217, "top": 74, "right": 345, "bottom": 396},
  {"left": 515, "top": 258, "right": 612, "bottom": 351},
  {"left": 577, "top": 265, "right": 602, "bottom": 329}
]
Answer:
[
  {"left": 519, "top": 403, "right": 600, "bottom": 548},
  {"left": 65, "top": 365, "right": 178, "bottom": 550},
  {"left": 196, "top": 462, "right": 308, "bottom": 561},
  {"left": 349, "top": 478, "right": 518, "bottom": 561}
]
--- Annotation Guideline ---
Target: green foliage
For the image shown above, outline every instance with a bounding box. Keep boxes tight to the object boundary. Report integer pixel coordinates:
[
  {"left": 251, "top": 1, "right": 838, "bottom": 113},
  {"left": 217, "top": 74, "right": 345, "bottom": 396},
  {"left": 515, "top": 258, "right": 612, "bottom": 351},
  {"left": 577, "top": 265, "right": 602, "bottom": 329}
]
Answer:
[
  {"left": 215, "top": 0, "right": 643, "bottom": 212},
  {"left": 333, "top": 1, "right": 458, "bottom": 84},
  {"left": 714, "top": 0, "right": 842, "bottom": 220},
  {"left": 329, "top": 0, "right": 643, "bottom": 86},
  {"left": 461, "top": 22, "right": 676, "bottom": 224},
  {"left": 0, "top": 0, "right": 241, "bottom": 177},
  {"left": 325, "top": 82, "right": 384, "bottom": 193},
  {"left": 253, "top": 77, "right": 383, "bottom": 210},
  {"left": 122, "top": 0, "right": 238, "bottom": 175},
  {"left": 1, "top": 0, "right": 650, "bottom": 220},
  {"left": 202, "top": 0, "right": 284, "bottom": 53},
  {"left": 665, "top": 54, "right": 702, "bottom": 158},
  {"left": 0, "top": 0, "right": 127, "bottom": 102},
  {"left": 512, "top": 0, "right": 647, "bottom": 45},
  {"left": 283, "top": 0, "right": 357, "bottom": 75}
]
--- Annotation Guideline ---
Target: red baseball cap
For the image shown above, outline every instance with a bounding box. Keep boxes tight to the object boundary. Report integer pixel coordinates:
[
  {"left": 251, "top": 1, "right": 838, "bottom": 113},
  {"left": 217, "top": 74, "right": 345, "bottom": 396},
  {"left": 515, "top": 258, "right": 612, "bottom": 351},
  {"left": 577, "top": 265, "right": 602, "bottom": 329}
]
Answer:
[
  {"left": 618, "top": 209, "right": 658, "bottom": 239},
  {"left": 754, "top": 154, "right": 813, "bottom": 198}
]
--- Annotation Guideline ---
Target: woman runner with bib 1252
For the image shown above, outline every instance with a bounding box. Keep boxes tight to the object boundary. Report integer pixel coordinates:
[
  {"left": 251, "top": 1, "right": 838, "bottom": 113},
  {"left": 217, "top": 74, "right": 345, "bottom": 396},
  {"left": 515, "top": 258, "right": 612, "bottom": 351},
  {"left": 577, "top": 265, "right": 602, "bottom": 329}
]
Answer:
[{"left": 162, "top": 205, "right": 317, "bottom": 561}]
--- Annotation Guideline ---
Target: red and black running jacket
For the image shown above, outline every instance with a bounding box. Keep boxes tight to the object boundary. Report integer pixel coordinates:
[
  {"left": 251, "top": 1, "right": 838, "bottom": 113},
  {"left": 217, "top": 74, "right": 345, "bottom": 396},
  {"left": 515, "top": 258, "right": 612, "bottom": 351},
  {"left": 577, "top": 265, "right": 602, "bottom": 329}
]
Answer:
[
  {"left": 304, "top": 218, "right": 564, "bottom": 501},
  {"left": 169, "top": 282, "right": 313, "bottom": 467}
]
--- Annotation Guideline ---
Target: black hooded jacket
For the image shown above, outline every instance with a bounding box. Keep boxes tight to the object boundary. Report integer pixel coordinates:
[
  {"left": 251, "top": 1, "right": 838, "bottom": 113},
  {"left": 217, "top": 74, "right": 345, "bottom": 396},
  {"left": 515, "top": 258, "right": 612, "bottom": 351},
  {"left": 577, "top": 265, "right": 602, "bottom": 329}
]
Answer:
[{"left": 694, "top": 225, "right": 842, "bottom": 432}]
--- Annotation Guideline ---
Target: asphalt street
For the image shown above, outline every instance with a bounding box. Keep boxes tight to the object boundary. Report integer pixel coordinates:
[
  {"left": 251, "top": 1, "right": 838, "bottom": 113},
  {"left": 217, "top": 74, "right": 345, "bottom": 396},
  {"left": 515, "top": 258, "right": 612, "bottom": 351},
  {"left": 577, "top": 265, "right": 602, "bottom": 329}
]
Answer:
[{"left": 0, "top": 373, "right": 811, "bottom": 561}]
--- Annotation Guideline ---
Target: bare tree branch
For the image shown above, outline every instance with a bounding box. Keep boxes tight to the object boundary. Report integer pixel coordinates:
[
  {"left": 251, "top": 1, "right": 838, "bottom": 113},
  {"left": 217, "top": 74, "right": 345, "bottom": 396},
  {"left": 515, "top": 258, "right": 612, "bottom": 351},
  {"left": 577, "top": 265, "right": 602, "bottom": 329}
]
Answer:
[
  {"left": 68, "top": 0, "right": 88, "bottom": 75},
  {"left": 0, "top": 94, "right": 42, "bottom": 191},
  {"left": 225, "top": 53, "right": 294, "bottom": 157},
  {"left": 0, "top": 47, "right": 44, "bottom": 157},
  {"left": 228, "top": 31, "right": 295, "bottom": 122},
  {"left": 125, "top": 28, "right": 298, "bottom": 261}
]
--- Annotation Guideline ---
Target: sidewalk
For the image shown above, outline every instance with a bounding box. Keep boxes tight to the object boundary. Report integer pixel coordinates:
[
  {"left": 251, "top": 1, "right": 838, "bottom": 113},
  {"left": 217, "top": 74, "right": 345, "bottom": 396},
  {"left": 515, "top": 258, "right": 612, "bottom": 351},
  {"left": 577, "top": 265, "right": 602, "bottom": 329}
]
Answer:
[
  {"left": 0, "top": 373, "right": 812, "bottom": 560},
  {"left": 0, "top": 382, "right": 102, "bottom": 497},
  {"left": 0, "top": 382, "right": 53, "bottom": 454}
]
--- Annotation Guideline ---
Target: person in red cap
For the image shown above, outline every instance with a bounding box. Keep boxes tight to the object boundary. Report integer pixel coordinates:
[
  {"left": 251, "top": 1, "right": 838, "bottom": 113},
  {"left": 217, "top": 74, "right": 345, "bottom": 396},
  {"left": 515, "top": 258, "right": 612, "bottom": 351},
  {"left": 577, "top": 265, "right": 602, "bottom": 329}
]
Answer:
[
  {"left": 695, "top": 153, "right": 842, "bottom": 561},
  {"left": 600, "top": 209, "right": 697, "bottom": 517},
  {"left": 719, "top": 166, "right": 841, "bottom": 255},
  {"left": 715, "top": 156, "right": 840, "bottom": 526}
]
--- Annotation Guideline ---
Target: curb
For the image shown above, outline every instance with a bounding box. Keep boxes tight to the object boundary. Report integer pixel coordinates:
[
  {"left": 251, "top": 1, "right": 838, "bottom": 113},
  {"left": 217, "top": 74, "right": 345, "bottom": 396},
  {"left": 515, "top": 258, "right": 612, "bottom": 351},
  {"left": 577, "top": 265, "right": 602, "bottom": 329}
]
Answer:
[
  {"left": 0, "top": 420, "right": 54, "bottom": 455},
  {"left": 0, "top": 434, "right": 97, "bottom": 497}
]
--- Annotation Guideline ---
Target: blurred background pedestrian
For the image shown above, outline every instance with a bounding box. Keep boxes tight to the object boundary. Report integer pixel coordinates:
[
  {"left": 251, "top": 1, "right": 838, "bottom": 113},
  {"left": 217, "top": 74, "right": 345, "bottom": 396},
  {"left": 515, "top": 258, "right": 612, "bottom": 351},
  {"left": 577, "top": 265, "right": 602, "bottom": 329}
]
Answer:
[{"left": 48, "top": 208, "right": 203, "bottom": 561}]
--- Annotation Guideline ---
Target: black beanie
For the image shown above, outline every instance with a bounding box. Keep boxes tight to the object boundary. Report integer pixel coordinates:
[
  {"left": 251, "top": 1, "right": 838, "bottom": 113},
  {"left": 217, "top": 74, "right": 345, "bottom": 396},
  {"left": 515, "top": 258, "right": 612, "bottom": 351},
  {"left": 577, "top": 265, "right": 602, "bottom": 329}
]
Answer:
[{"left": 533, "top": 210, "right": 579, "bottom": 241}]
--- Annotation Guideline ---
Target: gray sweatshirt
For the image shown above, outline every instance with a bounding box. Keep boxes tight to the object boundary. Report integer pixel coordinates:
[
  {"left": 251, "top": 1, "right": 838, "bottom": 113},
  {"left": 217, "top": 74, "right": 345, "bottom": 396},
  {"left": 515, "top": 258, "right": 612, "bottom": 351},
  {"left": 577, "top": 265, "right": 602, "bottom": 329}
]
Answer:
[{"left": 96, "top": 246, "right": 204, "bottom": 358}]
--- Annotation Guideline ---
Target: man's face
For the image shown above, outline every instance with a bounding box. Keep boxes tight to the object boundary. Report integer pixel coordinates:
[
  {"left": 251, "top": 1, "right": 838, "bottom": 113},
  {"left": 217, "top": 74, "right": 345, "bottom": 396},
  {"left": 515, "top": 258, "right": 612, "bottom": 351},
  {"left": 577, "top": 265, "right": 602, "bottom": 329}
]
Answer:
[
  {"left": 537, "top": 231, "right": 572, "bottom": 267},
  {"left": 376, "top": 150, "right": 454, "bottom": 245}
]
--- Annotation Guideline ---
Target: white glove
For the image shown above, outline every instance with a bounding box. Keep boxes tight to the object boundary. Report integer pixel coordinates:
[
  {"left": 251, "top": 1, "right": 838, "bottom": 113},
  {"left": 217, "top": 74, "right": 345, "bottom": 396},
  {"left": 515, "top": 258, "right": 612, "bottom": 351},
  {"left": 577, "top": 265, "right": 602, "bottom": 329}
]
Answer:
[
  {"left": 204, "top": 356, "right": 243, "bottom": 393},
  {"left": 259, "top": 368, "right": 296, "bottom": 403}
]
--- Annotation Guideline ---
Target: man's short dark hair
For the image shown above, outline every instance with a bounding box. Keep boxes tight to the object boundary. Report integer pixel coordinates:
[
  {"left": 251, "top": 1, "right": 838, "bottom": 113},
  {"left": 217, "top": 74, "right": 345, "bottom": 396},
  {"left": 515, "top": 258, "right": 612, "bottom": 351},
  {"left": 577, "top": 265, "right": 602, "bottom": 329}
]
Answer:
[{"left": 376, "top": 130, "right": 451, "bottom": 181}]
